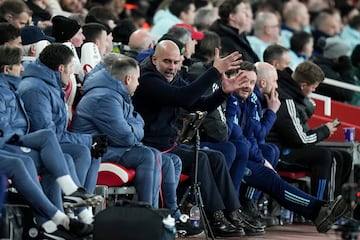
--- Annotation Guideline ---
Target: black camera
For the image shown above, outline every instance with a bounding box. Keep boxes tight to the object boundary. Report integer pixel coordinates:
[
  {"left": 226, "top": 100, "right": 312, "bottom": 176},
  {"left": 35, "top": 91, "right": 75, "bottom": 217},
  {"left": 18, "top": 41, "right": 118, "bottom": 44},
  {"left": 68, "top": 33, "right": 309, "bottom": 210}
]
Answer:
[{"left": 177, "top": 111, "right": 207, "bottom": 144}]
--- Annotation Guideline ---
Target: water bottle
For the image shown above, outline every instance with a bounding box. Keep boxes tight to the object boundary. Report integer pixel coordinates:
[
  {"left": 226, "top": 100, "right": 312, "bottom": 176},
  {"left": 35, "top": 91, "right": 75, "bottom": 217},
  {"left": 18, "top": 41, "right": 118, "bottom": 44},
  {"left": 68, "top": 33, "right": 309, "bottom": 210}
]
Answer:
[
  {"left": 189, "top": 205, "right": 201, "bottom": 228},
  {"left": 280, "top": 207, "right": 293, "bottom": 225}
]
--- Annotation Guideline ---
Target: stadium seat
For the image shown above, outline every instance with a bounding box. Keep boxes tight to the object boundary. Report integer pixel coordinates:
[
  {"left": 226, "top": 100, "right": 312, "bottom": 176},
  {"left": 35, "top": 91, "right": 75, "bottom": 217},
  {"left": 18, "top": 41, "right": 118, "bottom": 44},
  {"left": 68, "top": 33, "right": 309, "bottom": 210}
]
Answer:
[{"left": 95, "top": 163, "right": 136, "bottom": 211}]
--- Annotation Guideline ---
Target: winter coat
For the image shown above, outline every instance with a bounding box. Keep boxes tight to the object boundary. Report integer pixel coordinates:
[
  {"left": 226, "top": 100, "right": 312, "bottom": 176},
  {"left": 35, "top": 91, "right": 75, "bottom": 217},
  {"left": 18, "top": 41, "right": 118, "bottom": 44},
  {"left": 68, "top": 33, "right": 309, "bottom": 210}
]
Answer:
[
  {"left": 132, "top": 57, "right": 228, "bottom": 151},
  {"left": 0, "top": 73, "right": 29, "bottom": 147},
  {"left": 209, "top": 19, "right": 259, "bottom": 63},
  {"left": 267, "top": 68, "right": 330, "bottom": 148},
  {"left": 71, "top": 64, "right": 144, "bottom": 154},
  {"left": 18, "top": 59, "right": 92, "bottom": 147},
  {"left": 226, "top": 93, "right": 264, "bottom": 163}
]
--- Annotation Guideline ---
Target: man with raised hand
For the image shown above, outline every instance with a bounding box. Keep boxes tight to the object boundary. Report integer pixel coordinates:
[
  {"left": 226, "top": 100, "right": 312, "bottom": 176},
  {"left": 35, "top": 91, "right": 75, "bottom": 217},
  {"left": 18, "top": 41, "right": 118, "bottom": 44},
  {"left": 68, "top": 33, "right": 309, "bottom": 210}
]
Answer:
[{"left": 133, "top": 39, "right": 265, "bottom": 237}]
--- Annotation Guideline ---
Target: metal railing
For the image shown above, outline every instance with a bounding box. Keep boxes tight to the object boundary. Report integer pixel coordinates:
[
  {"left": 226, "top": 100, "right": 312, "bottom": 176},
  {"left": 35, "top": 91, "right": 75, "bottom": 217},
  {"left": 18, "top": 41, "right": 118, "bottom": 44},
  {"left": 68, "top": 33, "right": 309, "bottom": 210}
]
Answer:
[{"left": 310, "top": 77, "right": 360, "bottom": 116}]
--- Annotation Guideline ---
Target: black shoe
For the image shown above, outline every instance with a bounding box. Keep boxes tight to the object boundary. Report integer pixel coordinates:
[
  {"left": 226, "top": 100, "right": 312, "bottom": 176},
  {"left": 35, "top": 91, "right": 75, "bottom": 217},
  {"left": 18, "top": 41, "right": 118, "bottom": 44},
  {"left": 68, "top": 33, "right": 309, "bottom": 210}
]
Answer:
[
  {"left": 211, "top": 210, "right": 245, "bottom": 237},
  {"left": 230, "top": 209, "right": 265, "bottom": 228},
  {"left": 176, "top": 219, "right": 204, "bottom": 237},
  {"left": 242, "top": 200, "right": 261, "bottom": 217},
  {"left": 63, "top": 187, "right": 103, "bottom": 209},
  {"left": 228, "top": 209, "right": 265, "bottom": 236},
  {"left": 314, "top": 195, "right": 349, "bottom": 233},
  {"left": 42, "top": 228, "right": 81, "bottom": 240},
  {"left": 242, "top": 200, "right": 279, "bottom": 227},
  {"left": 69, "top": 218, "right": 93, "bottom": 237}
]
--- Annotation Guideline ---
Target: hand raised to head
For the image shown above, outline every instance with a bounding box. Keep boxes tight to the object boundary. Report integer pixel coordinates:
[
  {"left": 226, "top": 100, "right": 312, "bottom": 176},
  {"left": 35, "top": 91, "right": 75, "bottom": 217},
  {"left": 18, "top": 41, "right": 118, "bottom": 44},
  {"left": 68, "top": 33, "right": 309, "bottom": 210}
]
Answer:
[
  {"left": 264, "top": 87, "right": 281, "bottom": 113},
  {"left": 221, "top": 70, "right": 248, "bottom": 94},
  {"left": 213, "top": 48, "right": 242, "bottom": 74}
]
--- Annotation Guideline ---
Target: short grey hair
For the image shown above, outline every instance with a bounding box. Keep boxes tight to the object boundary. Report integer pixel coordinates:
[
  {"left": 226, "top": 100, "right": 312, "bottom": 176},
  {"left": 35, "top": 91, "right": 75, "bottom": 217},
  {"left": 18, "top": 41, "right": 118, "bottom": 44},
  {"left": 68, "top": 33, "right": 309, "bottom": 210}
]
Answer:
[{"left": 101, "top": 53, "right": 139, "bottom": 81}]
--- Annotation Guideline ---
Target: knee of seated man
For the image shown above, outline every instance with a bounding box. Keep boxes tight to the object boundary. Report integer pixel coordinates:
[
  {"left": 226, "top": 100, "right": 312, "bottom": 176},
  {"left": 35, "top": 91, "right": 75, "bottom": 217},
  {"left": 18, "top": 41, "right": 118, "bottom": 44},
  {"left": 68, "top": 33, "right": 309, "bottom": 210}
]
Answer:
[
  {"left": 202, "top": 149, "right": 227, "bottom": 166},
  {"left": 134, "top": 146, "right": 158, "bottom": 165}
]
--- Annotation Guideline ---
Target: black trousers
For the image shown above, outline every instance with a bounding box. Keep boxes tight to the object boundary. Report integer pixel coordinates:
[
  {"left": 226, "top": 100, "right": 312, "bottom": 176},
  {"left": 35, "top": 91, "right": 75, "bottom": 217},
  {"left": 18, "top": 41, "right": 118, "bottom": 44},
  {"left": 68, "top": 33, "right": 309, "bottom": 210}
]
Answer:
[
  {"left": 278, "top": 145, "right": 332, "bottom": 198},
  {"left": 171, "top": 144, "right": 240, "bottom": 213},
  {"left": 332, "top": 150, "right": 352, "bottom": 196}
]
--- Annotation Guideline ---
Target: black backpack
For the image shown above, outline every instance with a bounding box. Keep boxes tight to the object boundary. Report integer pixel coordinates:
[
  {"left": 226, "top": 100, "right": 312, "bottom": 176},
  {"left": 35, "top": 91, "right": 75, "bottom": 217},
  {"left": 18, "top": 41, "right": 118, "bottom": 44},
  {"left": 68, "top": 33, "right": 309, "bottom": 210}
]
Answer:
[{"left": 94, "top": 199, "right": 175, "bottom": 240}]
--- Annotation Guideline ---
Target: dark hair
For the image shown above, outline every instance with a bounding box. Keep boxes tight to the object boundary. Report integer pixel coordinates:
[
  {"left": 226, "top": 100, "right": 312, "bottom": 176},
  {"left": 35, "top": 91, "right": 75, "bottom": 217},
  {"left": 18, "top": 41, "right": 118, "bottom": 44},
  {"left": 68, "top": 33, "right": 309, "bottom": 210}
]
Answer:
[
  {"left": 169, "top": 0, "right": 194, "bottom": 17},
  {"left": 263, "top": 44, "right": 289, "bottom": 63},
  {"left": 349, "top": 15, "right": 360, "bottom": 30},
  {"left": 219, "top": 0, "right": 245, "bottom": 22},
  {"left": 85, "top": 6, "right": 115, "bottom": 32},
  {"left": 292, "top": 61, "right": 324, "bottom": 84},
  {"left": 290, "top": 31, "right": 312, "bottom": 52},
  {"left": 0, "top": 22, "right": 21, "bottom": 44},
  {"left": 240, "top": 61, "right": 257, "bottom": 73},
  {"left": 338, "top": 3, "right": 356, "bottom": 18},
  {"left": 195, "top": 31, "right": 220, "bottom": 62},
  {"left": 351, "top": 44, "right": 360, "bottom": 67},
  {"left": 0, "top": 45, "right": 23, "bottom": 72},
  {"left": 194, "top": 0, "right": 209, "bottom": 9},
  {"left": 39, "top": 43, "right": 74, "bottom": 71},
  {"left": 112, "top": 19, "right": 137, "bottom": 44},
  {"left": 0, "top": 0, "right": 32, "bottom": 19},
  {"left": 227, "top": 60, "right": 256, "bottom": 77},
  {"left": 82, "top": 23, "right": 107, "bottom": 43}
]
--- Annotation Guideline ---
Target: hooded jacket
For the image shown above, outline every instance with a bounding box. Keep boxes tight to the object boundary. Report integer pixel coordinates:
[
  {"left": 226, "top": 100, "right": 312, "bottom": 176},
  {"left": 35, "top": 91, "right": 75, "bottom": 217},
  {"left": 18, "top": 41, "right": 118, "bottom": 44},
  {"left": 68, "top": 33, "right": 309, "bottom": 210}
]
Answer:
[
  {"left": 209, "top": 19, "right": 259, "bottom": 63},
  {"left": 0, "top": 73, "right": 30, "bottom": 147},
  {"left": 71, "top": 64, "right": 144, "bottom": 154},
  {"left": 18, "top": 59, "right": 92, "bottom": 147},
  {"left": 267, "top": 68, "right": 330, "bottom": 148},
  {"left": 132, "top": 57, "right": 228, "bottom": 151}
]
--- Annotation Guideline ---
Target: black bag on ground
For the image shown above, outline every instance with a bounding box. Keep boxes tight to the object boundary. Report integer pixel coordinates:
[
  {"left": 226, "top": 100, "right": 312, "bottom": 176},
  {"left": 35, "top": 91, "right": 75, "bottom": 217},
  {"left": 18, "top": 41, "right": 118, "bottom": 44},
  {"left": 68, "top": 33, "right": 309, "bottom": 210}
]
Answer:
[
  {"left": 0, "top": 191, "right": 41, "bottom": 240},
  {"left": 94, "top": 199, "right": 176, "bottom": 240}
]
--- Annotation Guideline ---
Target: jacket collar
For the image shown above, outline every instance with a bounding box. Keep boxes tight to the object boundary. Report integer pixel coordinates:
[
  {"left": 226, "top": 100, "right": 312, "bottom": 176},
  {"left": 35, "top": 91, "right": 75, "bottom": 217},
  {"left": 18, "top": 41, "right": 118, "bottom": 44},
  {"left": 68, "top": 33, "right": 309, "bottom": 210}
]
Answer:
[{"left": 0, "top": 73, "right": 21, "bottom": 91}]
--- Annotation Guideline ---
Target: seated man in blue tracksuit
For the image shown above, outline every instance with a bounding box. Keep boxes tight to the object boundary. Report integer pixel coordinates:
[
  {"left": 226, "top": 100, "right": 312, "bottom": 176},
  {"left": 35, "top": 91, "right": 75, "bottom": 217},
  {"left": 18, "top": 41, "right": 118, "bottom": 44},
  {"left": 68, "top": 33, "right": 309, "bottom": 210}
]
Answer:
[
  {"left": 18, "top": 44, "right": 106, "bottom": 224},
  {"left": 0, "top": 149, "right": 95, "bottom": 239},
  {"left": 225, "top": 61, "right": 348, "bottom": 233},
  {"left": 238, "top": 62, "right": 281, "bottom": 225},
  {"left": 0, "top": 45, "right": 95, "bottom": 239},
  {"left": 70, "top": 54, "right": 201, "bottom": 236}
]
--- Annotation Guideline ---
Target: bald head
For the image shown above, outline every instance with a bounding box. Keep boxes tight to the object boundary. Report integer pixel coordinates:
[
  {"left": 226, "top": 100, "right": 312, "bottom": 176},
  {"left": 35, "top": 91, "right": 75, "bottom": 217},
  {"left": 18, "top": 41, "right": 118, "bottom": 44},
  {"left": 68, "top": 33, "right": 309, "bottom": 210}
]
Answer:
[
  {"left": 154, "top": 40, "right": 180, "bottom": 56},
  {"left": 128, "top": 29, "right": 154, "bottom": 52},
  {"left": 255, "top": 62, "right": 278, "bottom": 95},
  {"left": 152, "top": 40, "right": 182, "bottom": 82}
]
